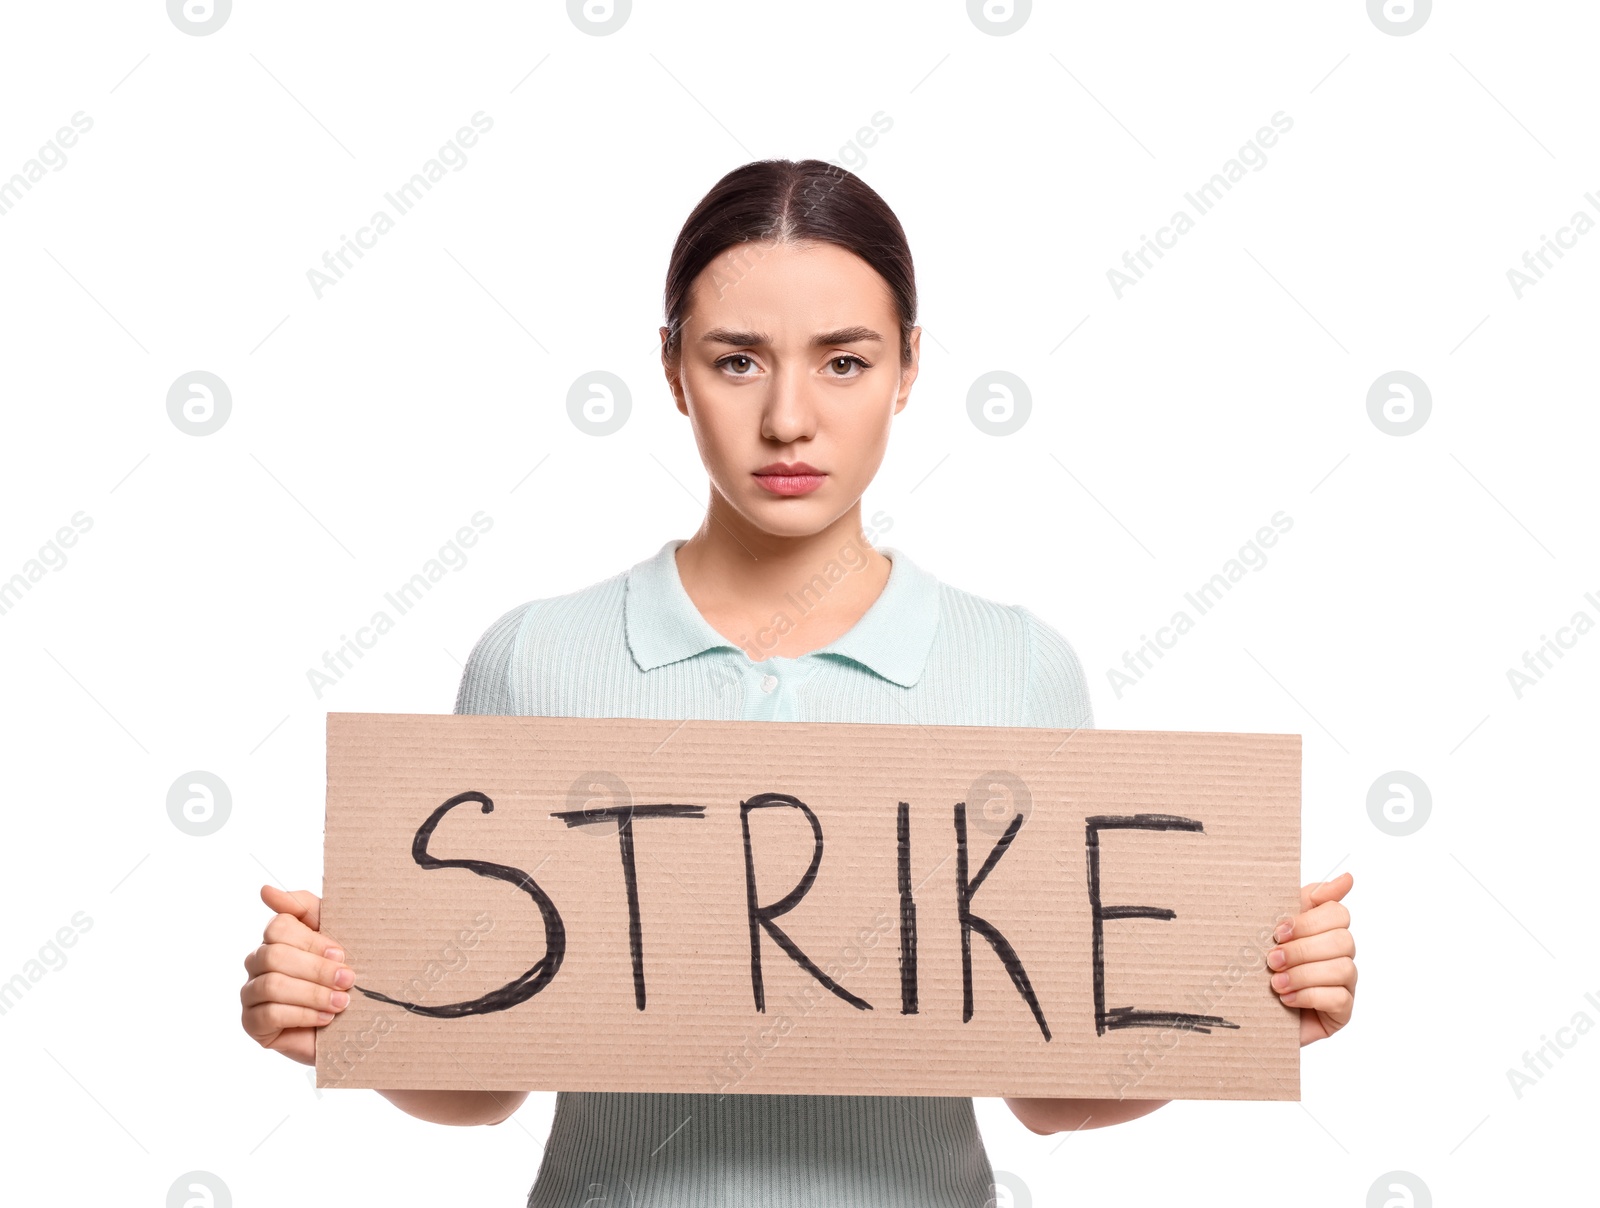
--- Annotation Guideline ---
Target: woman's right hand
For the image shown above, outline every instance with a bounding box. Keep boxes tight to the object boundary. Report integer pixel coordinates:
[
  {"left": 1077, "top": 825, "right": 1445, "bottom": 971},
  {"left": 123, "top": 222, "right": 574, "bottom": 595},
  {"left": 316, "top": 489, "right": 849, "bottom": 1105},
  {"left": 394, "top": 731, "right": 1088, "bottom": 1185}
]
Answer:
[{"left": 241, "top": 884, "right": 355, "bottom": 1067}]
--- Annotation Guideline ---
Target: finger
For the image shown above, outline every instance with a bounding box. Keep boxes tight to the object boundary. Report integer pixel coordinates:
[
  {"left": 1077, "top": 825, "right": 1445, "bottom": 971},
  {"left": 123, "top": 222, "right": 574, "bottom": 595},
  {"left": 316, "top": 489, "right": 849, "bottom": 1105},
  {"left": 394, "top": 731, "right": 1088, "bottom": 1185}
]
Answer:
[
  {"left": 240, "top": 970, "right": 352, "bottom": 1016},
  {"left": 1269, "top": 956, "right": 1356, "bottom": 996},
  {"left": 261, "top": 909, "right": 321, "bottom": 952},
  {"left": 1267, "top": 928, "right": 1354, "bottom": 972},
  {"left": 1279, "top": 984, "right": 1354, "bottom": 1017},
  {"left": 243, "top": 942, "right": 354, "bottom": 992},
  {"left": 1274, "top": 899, "right": 1350, "bottom": 942},
  {"left": 242, "top": 999, "right": 336, "bottom": 1044},
  {"left": 262, "top": 910, "right": 343, "bottom": 961},
  {"left": 261, "top": 884, "right": 322, "bottom": 932},
  {"left": 1298, "top": 871, "right": 1353, "bottom": 913}
]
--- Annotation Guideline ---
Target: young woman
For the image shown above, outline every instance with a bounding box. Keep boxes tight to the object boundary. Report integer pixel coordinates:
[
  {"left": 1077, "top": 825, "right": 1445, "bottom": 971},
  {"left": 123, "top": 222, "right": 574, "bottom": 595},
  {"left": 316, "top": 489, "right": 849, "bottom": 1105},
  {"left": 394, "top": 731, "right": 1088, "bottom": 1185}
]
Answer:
[{"left": 241, "top": 158, "right": 1358, "bottom": 1206}]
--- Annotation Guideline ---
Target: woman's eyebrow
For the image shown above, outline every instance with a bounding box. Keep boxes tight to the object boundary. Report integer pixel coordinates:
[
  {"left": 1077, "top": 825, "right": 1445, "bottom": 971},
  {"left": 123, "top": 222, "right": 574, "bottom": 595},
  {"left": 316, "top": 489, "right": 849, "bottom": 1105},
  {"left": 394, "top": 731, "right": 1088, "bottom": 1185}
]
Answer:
[{"left": 700, "top": 325, "right": 884, "bottom": 348}]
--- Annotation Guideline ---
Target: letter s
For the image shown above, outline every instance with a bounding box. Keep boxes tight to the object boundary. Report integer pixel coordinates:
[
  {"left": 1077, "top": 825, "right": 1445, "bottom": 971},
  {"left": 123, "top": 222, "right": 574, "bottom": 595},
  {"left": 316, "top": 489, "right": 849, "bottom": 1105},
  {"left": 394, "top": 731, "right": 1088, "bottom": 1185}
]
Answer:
[
  {"left": 1271, "top": 509, "right": 1293, "bottom": 533},
  {"left": 71, "top": 510, "right": 93, "bottom": 533},
  {"left": 1271, "top": 109, "right": 1293, "bottom": 133},
  {"left": 472, "top": 110, "right": 494, "bottom": 133},
  {"left": 472, "top": 509, "right": 494, "bottom": 533},
  {"left": 72, "top": 110, "right": 93, "bottom": 133},
  {"left": 353, "top": 791, "right": 564, "bottom": 1017},
  {"left": 72, "top": 910, "right": 93, "bottom": 933},
  {"left": 871, "top": 109, "right": 893, "bottom": 133}
]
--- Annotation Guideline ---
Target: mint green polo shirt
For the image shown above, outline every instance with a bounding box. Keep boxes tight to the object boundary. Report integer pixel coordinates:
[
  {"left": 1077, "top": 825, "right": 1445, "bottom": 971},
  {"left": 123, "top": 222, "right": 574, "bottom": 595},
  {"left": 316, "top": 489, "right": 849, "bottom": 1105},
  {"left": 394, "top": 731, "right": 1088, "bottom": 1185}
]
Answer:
[{"left": 454, "top": 537, "right": 1094, "bottom": 1208}]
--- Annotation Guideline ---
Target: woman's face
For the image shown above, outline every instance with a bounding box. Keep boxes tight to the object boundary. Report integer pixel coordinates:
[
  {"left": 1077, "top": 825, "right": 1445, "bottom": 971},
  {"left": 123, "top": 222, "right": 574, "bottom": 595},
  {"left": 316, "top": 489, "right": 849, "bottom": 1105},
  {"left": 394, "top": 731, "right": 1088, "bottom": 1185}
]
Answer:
[{"left": 661, "top": 239, "right": 919, "bottom": 540}]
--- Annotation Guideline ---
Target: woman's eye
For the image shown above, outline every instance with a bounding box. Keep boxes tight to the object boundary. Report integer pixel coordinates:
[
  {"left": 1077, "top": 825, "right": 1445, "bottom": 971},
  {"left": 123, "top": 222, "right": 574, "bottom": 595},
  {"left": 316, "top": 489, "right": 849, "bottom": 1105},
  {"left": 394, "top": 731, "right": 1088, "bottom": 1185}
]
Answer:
[{"left": 716, "top": 354, "right": 865, "bottom": 377}]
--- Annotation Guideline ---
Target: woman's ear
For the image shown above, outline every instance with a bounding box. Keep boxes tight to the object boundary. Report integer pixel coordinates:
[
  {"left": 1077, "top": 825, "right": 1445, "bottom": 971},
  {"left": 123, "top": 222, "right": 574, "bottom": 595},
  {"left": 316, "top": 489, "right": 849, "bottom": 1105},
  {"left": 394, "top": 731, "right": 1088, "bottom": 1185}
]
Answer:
[
  {"left": 894, "top": 326, "right": 921, "bottom": 415},
  {"left": 660, "top": 325, "right": 689, "bottom": 416}
]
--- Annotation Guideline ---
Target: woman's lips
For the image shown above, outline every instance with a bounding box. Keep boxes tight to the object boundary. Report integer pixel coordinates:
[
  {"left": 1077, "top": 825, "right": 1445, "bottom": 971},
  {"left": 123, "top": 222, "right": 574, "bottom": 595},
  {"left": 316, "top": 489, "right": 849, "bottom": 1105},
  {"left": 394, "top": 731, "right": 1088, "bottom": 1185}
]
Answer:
[{"left": 753, "top": 471, "right": 827, "bottom": 496}]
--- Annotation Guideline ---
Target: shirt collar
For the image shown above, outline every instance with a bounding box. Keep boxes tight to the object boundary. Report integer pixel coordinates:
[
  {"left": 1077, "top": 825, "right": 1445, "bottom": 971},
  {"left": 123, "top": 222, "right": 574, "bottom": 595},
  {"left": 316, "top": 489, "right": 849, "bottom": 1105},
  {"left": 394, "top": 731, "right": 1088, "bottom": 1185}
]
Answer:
[{"left": 623, "top": 537, "right": 941, "bottom": 688}]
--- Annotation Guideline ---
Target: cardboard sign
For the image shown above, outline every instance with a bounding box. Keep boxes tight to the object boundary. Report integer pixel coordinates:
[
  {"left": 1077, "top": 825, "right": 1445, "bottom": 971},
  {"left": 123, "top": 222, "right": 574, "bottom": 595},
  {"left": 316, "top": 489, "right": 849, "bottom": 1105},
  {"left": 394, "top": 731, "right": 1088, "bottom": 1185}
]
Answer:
[{"left": 316, "top": 713, "right": 1301, "bottom": 1100}]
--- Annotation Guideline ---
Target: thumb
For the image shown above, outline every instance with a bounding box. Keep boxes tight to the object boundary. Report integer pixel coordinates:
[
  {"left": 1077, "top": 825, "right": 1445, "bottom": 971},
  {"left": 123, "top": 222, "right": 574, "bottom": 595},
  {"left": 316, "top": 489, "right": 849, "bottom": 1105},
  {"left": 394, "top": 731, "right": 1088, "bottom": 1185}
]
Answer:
[
  {"left": 260, "top": 883, "right": 323, "bottom": 932},
  {"left": 1300, "top": 870, "right": 1353, "bottom": 912}
]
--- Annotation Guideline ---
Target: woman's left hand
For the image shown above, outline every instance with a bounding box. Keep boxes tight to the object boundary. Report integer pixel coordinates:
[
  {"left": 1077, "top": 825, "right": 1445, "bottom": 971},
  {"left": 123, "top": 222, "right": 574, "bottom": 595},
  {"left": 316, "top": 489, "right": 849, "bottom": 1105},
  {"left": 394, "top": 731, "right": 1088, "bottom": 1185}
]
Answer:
[{"left": 1268, "top": 871, "right": 1356, "bottom": 1045}]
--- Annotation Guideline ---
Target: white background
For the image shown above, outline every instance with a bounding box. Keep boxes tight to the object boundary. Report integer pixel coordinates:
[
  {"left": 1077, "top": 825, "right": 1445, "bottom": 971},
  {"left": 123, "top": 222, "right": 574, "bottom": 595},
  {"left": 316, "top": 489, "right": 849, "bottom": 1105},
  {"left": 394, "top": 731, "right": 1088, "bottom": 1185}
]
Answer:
[{"left": 1, "top": 2, "right": 1594, "bottom": 1205}]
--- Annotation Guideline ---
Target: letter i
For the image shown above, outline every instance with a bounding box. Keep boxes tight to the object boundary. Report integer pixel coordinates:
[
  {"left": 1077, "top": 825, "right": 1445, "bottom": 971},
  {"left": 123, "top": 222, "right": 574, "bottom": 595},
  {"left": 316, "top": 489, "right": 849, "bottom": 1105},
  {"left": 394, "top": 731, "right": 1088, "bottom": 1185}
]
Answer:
[{"left": 897, "top": 800, "right": 919, "bottom": 1015}]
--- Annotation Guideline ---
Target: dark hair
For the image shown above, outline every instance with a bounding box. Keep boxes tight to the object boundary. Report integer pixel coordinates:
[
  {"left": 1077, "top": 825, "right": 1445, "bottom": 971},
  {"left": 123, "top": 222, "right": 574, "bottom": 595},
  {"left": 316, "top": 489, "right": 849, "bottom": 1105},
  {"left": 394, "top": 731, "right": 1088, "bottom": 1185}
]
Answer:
[{"left": 662, "top": 158, "right": 917, "bottom": 367}]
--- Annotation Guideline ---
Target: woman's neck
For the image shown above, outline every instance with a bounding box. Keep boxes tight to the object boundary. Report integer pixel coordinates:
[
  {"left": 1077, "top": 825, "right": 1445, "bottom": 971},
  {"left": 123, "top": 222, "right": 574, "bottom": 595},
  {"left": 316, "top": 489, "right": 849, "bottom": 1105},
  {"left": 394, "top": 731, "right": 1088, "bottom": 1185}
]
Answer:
[{"left": 674, "top": 496, "right": 891, "bottom": 662}]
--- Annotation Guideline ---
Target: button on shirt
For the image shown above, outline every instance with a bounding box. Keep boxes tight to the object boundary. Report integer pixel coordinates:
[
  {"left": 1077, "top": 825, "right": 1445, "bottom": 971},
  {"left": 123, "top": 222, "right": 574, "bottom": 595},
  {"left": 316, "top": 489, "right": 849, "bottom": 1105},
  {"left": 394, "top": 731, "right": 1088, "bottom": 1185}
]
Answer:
[{"left": 454, "top": 537, "right": 1094, "bottom": 1208}]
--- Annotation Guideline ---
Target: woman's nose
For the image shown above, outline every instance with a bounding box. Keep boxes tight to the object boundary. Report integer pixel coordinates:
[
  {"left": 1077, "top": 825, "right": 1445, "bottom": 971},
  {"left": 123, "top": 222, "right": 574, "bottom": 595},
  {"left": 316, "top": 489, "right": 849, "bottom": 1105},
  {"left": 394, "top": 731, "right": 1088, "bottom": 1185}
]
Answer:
[{"left": 760, "top": 374, "right": 819, "bottom": 443}]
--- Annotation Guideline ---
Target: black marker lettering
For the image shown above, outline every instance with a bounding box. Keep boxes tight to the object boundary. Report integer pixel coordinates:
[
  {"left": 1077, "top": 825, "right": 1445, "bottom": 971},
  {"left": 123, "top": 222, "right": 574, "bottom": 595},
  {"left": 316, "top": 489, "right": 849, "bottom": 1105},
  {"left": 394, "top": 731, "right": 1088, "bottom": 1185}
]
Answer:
[
  {"left": 954, "top": 801, "right": 1050, "bottom": 1041},
  {"left": 741, "top": 792, "right": 872, "bottom": 1013},
  {"left": 355, "top": 790, "right": 564, "bottom": 1018},
  {"left": 1084, "top": 813, "right": 1240, "bottom": 1036},
  {"left": 550, "top": 803, "right": 704, "bottom": 1010},
  {"left": 897, "top": 799, "right": 918, "bottom": 1015}
]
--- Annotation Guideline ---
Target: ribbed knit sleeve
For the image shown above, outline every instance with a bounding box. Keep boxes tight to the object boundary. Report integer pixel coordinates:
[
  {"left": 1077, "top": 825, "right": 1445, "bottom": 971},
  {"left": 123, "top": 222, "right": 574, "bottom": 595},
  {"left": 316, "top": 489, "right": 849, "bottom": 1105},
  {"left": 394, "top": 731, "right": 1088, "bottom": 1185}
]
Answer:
[
  {"left": 1015, "top": 605, "right": 1094, "bottom": 730},
  {"left": 453, "top": 601, "right": 535, "bottom": 716}
]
